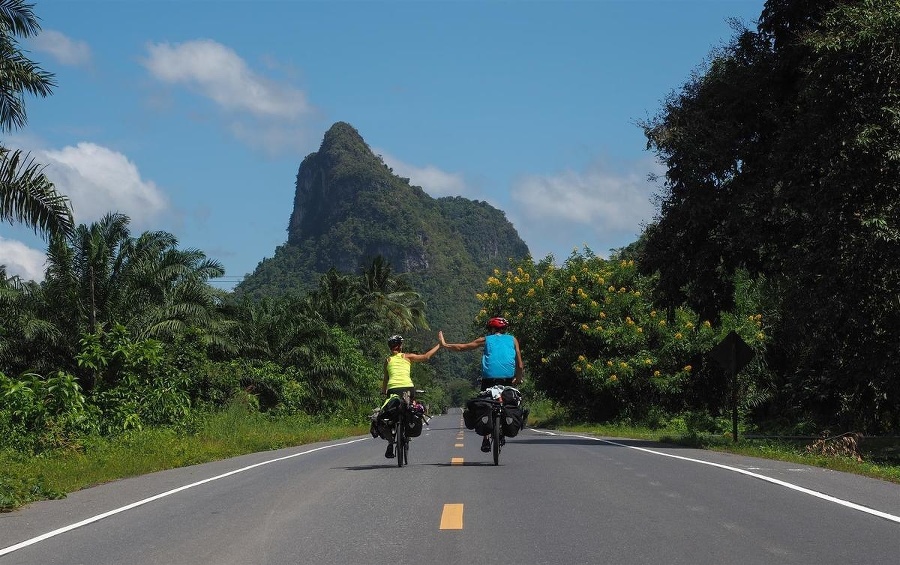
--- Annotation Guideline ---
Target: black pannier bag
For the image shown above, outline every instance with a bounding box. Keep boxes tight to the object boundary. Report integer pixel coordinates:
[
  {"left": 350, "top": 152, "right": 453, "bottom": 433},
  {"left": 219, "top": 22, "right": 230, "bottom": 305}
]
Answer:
[
  {"left": 474, "top": 413, "right": 493, "bottom": 436},
  {"left": 500, "top": 387, "right": 522, "bottom": 407},
  {"left": 502, "top": 405, "right": 525, "bottom": 437},
  {"left": 376, "top": 420, "right": 394, "bottom": 440},
  {"left": 379, "top": 395, "right": 402, "bottom": 422},
  {"left": 405, "top": 409, "right": 424, "bottom": 437},
  {"left": 463, "top": 406, "right": 477, "bottom": 430},
  {"left": 370, "top": 395, "right": 403, "bottom": 441},
  {"left": 465, "top": 397, "right": 494, "bottom": 435}
]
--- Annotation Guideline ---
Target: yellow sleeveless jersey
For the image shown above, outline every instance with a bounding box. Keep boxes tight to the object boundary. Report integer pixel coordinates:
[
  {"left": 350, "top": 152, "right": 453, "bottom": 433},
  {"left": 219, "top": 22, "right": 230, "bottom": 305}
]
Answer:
[{"left": 385, "top": 352, "right": 414, "bottom": 389}]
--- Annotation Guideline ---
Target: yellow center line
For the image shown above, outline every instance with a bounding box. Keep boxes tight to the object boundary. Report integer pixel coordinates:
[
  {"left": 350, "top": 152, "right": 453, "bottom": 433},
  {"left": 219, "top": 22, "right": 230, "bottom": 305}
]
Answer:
[
  {"left": 440, "top": 503, "right": 464, "bottom": 529},
  {"left": 451, "top": 457, "right": 464, "bottom": 465},
  {"left": 454, "top": 443, "right": 464, "bottom": 448}
]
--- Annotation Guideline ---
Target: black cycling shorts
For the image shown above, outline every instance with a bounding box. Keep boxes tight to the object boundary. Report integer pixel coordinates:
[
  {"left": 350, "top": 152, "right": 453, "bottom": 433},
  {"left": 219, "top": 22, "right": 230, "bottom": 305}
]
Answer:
[
  {"left": 387, "top": 386, "right": 416, "bottom": 399},
  {"left": 480, "top": 378, "right": 514, "bottom": 391}
]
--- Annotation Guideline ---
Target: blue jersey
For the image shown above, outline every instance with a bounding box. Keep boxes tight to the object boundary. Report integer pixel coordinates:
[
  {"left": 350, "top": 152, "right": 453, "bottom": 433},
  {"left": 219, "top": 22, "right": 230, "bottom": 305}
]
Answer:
[{"left": 481, "top": 333, "right": 516, "bottom": 379}]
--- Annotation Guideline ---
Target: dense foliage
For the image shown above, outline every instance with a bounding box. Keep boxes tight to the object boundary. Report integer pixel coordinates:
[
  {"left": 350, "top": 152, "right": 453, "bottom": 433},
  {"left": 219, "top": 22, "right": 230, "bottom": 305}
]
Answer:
[
  {"left": 1, "top": 248, "right": 439, "bottom": 452},
  {"left": 639, "top": 0, "right": 900, "bottom": 433},
  {"left": 470, "top": 250, "right": 771, "bottom": 431}
]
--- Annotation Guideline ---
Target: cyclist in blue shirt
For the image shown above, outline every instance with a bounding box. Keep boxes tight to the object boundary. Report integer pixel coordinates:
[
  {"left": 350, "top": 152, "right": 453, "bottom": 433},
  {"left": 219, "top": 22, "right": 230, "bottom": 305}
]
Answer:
[{"left": 439, "top": 317, "right": 524, "bottom": 452}]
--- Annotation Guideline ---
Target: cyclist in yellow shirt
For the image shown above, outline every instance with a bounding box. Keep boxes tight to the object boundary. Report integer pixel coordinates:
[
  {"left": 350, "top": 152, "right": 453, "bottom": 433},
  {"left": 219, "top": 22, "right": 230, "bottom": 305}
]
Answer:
[{"left": 381, "top": 334, "right": 440, "bottom": 458}]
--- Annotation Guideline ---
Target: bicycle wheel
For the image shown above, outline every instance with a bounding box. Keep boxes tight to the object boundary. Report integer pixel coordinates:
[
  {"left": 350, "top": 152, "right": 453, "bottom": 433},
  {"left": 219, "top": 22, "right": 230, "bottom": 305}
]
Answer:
[
  {"left": 395, "top": 418, "right": 404, "bottom": 467},
  {"left": 401, "top": 429, "right": 409, "bottom": 465},
  {"left": 492, "top": 410, "right": 501, "bottom": 465}
]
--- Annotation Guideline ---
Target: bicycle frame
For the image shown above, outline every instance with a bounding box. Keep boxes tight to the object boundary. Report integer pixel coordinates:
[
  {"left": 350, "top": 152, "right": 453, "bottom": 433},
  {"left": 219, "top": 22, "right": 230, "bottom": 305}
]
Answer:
[
  {"left": 390, "top": 389, "right": 425, "bottom": 468},
  {"left": 488, "top": 399, "right": 505, "bottom": 466},
  {"left": 394, "top": 392, "right": 410, "bottom": 467}
]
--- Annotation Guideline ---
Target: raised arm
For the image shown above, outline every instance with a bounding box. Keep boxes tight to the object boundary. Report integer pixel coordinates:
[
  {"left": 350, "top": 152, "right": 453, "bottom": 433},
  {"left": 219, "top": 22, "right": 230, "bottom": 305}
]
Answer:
[
  {"left": 512, "top": 336, "right": 524, "bottom": 384},
  {"left": 404, "top": 342, "right": 441, "bottom": 363},
  {"left": 439, "top": 330, "right": 485, "bottom": 352}
]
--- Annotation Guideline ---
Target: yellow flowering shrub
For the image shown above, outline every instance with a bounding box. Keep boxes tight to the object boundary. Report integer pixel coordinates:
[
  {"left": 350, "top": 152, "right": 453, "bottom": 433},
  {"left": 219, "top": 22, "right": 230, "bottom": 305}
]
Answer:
[{"left": 469, "top": 248, "right": 762, "bottom": 422}]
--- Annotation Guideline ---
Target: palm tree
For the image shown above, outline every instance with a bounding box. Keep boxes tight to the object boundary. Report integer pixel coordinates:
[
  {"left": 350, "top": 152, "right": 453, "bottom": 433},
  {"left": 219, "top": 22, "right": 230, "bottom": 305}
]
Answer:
[
  {"left": 106, "top": 228, "right": 228, "bottom": 341},
  {"left": 41, "top": 213, "right": 228, "bottom": 354},
  {"left": 0, "top": 0, "right": 73, "bottom": 238},
  {"left": 225, "top": 295, "right": 286, "bottom": 360},
  {"left": 0, "top": 266, "right": 63, "bottom": 375},
  {"left": 360, "top": 256, "right": 428, "bottom": 332},
  {"left": 307, "top": 268, "right": 365, "bottom": 329}
]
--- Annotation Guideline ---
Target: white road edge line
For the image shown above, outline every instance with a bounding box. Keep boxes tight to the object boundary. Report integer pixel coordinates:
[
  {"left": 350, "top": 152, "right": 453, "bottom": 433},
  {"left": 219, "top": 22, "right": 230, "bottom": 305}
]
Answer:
[
  {"left": 530, "top": 429, "right": 900, "bottom": 524},
  {"left": 0, "top": 437, "right": 369, "bottom": 557}
]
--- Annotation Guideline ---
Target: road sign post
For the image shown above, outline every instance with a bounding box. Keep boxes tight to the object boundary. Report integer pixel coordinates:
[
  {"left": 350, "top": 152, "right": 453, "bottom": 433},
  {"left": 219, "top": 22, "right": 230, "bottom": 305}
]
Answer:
[{"left": 709, "top": 331, "right": 755, "bottom": 443}]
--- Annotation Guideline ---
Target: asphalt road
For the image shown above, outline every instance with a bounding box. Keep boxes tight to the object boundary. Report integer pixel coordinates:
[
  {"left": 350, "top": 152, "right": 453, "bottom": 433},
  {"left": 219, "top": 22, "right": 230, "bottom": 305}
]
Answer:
[{"left": 1, "top": 411, "right": 898, "bottom": 565}]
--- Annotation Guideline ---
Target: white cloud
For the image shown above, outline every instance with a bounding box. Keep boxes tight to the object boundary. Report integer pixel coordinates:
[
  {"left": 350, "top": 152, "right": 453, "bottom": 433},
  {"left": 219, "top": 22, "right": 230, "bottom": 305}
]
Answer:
[
  {"left": 377, "top": 150, "right": 468, "bottom": 197},
  {"left": 0, "top": 237, "right": 47, "bottom": 282},
  {"left": 38, "top": 142, "right": 168, "bottom": 229},
  {"left": 30, "top": 29, "right": 91, "bottom": 67},
  {"left": 1, "top": 140, "right": 169, "bottom": 281},
  {"left": 143, "top": 39, "right": 310, "bottom": 120},
  {"left": 510, "top": 159, "right": 662, "bottom": 260}
]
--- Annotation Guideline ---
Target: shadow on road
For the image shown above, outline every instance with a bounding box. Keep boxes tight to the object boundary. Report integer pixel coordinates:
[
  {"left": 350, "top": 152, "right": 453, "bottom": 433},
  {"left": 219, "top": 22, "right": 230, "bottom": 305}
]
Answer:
[
  {"left": 510, "top": 437, "right": 611, "bottom": 446},
  {"left": 514, "top": 433, "right": 699, "bottom": 450},
  {"left": 420, "top": 461, "right": 502, "bottom": 467},
  {"left": 337, "top": 464, "right": 403, "bottom": 471}
]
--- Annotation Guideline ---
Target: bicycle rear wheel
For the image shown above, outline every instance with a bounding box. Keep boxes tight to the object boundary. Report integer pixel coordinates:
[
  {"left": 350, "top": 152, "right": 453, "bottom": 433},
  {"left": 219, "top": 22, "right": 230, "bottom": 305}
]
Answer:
[
  {"left": 395, "top": 419, "right": 404, "bottom": 467},
  {"left": 492, "top": 411, "right": 501, "bottom": 465},
  {"left": 401, "top": 431, "right": 409, "bottom": 465}
]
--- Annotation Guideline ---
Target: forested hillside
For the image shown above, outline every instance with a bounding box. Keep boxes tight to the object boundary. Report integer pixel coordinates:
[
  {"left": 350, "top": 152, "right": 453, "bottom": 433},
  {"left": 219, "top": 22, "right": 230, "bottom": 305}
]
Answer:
[{"left": 235, "top": 122, "right": 530, "bottom": 381}]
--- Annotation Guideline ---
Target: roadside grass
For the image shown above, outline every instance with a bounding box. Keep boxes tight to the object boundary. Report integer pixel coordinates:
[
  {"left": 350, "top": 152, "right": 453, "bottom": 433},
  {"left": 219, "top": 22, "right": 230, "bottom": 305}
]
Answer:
[
  {"left": 0, "top": 405, "right": 367, "bottom": 512},
  {"left": 527, "top": 410, "right": 900, "bottom": 485},
  {"left": 692, "top": 435, "right": 900, "bottom": 484}
]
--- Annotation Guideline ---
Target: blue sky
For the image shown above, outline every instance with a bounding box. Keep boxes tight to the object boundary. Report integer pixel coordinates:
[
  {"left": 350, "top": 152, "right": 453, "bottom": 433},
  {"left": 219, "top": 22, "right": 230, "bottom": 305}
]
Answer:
[{"left": 1, "top": 0, "right": 765, "bottom": 290}]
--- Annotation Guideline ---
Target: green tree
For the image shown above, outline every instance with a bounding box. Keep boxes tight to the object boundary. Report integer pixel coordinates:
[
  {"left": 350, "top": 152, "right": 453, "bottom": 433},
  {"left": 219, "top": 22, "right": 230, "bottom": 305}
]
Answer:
[
  {"left": 223, "top": 292, "right": 380, "bottom": 416},
  {"left": 359, "top": 256, "right": 428, "bottom": 333},
  {"left": 640, "top": 0, "right": 900, "bottom": 433},
  {"left": 472, "top": 251, "right": 769, "bottom": 423},
  {"left": 0, "top": 0, "right": 73, "bottom": 238},
  {"left": 31, "top": 214, "right": 227, "bottom": 385},
  {"left": 0, "top": 267, "right": 63, "bottom": 376}
]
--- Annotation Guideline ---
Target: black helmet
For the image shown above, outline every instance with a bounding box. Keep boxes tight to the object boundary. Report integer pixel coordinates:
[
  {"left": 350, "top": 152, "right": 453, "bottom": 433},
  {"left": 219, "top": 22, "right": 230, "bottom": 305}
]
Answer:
[{"left": 388, "top": 335, "right": 404, "bottom": 347}]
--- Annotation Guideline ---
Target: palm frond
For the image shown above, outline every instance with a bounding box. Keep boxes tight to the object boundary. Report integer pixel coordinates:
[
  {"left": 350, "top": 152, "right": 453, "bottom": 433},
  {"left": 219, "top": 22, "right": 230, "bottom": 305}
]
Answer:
[
  {"left": 0, "top": 149, "right": 73, "bottom": 237},
  {"left": 0, "top": 29, "right": 55, "bottom": 131},
  {"left": 0, "top": 0, "right": 44, "bottom": 37}
]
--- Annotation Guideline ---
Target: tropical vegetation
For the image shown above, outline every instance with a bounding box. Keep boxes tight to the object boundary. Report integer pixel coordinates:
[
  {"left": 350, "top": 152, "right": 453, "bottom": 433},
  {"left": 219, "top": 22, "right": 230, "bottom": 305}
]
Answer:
[
  {"left": 0, "top": 0, "right": 72, "bottom": 238},
  {"left": 638, "top": 0, "right": 900, "bottom": 434},
  {"left": 2, "top": 0, "right": 899, "bottom": 510}
]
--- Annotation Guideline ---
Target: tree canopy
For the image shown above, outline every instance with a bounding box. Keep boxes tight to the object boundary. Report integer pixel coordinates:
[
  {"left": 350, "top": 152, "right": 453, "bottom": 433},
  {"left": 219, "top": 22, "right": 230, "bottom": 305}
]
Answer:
[{"left": 639, "top": 0, "right": 900, "bottom": 432}]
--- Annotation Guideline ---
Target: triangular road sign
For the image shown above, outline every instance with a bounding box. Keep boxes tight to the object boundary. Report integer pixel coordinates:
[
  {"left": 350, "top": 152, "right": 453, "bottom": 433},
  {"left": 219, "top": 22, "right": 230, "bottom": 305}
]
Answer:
[{"left": 709, "top": 330, "right": 755, "bottom": 374}]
